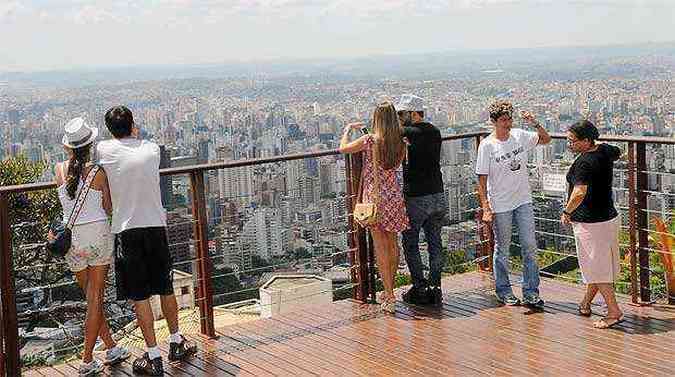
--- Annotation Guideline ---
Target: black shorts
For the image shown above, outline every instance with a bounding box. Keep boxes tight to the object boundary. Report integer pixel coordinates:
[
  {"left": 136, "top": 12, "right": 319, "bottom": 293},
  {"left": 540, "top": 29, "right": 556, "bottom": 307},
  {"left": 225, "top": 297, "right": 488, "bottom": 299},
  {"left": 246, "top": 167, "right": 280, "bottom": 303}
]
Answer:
[{"left": 114, "top": 227, "right": 174, "bottom": 301}]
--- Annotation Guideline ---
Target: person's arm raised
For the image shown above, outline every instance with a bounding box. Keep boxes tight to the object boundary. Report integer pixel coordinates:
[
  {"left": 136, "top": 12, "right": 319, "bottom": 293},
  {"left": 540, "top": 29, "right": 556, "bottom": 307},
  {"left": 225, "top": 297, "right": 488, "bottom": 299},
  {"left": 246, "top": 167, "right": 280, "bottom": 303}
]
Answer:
[
  {"left": 339, "top": 122, "right": 369, "bottom": 154},
  {"left": 520, "top": 110, "right": 551, "bottom": 145}
]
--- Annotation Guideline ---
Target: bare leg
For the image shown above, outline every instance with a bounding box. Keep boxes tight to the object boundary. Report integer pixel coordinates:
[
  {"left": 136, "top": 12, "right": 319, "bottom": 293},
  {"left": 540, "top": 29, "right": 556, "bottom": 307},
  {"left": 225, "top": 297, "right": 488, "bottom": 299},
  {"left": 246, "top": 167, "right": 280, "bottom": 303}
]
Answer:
[
  {"left": 82, "top": 265, "right": 109, "bottom": 363},
  {"left": 75, "top": 269, "right": 116, "bottom": 350},
  {"left": 96, "top": 315, "right": 116, "bottom": 350},
  {"left": 597, "top": 283, "right": 622, "bottom": 316},
  {"left": 133, "top": 299, "right": 158, "bottom": 347},
  {"left": 594, "top": 283, "right": 623, "bottom": 328},
  {"left": 371, "top": 229, "right": 395, "bottom": 301},
  {"left": 581, "top": 283, "right": 599, "bottom": 307},
  {"left": 159, "top": 294, "right": 180, "bottom": 335},
  {"left": 388, "top": 233, "right": 400, "bottom": 279}
]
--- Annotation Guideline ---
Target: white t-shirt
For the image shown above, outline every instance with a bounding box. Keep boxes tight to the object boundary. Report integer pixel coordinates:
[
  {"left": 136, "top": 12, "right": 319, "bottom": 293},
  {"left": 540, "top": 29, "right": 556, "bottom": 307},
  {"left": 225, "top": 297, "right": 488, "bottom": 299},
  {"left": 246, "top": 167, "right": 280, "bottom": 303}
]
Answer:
[
  {"left": 475, "top": 128, "right": 539, "bottom": 213},
  {"left": 96, "top": 138, "right": 167, "bottom": 233}
]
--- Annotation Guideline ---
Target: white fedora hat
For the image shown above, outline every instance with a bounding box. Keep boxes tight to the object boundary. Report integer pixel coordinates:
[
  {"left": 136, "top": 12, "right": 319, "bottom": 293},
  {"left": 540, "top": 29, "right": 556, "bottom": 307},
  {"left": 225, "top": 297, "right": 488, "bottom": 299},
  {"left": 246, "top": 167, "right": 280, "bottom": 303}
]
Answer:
[{"left": 62, "top": 117, "right": 98, "bottom": 149}]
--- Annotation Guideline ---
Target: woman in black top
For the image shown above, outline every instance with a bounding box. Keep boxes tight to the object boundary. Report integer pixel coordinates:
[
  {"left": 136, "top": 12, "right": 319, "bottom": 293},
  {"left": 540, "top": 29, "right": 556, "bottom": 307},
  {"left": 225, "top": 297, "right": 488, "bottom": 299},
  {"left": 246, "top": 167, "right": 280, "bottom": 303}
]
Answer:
[{"left": 562, "top": 120, "right": 623, "bottom": 329}]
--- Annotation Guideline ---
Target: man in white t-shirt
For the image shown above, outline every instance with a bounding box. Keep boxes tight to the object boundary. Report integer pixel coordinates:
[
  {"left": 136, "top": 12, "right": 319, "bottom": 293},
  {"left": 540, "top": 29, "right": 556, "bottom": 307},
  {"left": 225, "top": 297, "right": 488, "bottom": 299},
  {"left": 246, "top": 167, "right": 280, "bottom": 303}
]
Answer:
[
  {"left": 475, "top": 101, "right": 551, "bottom": 307},
  {"left": 98, "top": 106, "right": 196, "bottom": 375}
]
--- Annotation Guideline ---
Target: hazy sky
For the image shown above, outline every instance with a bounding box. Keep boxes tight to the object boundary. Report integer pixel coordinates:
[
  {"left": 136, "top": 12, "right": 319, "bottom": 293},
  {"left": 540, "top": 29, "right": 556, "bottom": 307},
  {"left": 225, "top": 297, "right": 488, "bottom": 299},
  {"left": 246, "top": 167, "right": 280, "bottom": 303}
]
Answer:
[{"left": 1, "top": 0, "right": 673, "bottom": 72}]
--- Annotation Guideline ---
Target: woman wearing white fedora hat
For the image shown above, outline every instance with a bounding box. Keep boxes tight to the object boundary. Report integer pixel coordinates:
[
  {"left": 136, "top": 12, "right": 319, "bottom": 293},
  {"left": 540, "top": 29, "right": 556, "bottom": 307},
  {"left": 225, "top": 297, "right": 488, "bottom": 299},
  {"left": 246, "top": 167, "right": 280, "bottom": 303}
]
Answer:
[{"left": 51, "top": 117, "right": 130, "bottom": 375}]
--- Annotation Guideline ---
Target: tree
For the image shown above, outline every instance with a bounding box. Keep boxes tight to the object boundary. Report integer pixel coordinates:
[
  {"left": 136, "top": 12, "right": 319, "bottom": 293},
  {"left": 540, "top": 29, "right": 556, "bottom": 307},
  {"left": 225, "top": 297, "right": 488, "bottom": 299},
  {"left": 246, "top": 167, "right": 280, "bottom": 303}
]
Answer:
[
  {"left": 442, "top": 248, "right": 471, "bottom": 275},
  {"left": 0, "top": 157, "right": 63, "bottom": 291},
  {"left": 320, "top": 192, "right": 337, "bottom": 200},
  {"left": 211, "top": 266, "right": 250, "bottom": 305},
  {"left": 251, "top": 255, "right": 271, "bottom": 271},
  {"left": 293, "top": 247, "right": 311, "bottom": 259}
]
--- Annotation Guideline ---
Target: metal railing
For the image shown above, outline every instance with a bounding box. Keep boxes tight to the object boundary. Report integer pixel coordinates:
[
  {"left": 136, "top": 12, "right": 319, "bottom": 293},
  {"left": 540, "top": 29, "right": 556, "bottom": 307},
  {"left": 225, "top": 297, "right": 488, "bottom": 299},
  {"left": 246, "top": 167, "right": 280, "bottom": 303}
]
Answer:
[{"left": 0, "top": 130, "right": 673, "bottom": 376}]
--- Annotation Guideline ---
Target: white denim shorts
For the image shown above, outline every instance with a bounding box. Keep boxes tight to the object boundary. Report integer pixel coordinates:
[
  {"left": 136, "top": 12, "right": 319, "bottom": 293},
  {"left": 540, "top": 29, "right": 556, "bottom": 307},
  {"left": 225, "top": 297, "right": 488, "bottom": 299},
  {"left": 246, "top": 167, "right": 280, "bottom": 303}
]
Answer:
[{"left": 65, "top": 220, "right": 113, "bottom": 273}]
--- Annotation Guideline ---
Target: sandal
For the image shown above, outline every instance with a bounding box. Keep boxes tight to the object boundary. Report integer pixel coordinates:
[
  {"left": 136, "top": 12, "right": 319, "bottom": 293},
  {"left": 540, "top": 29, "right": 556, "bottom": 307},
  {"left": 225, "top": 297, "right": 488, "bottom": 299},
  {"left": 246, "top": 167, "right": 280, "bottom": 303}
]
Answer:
[
  {"left": 577, "top": 303, "right": 592, "bottom": 317},
  {"left": 593, "top": 315, "right": 624, "bottom": 329},
  {"left": 380, "top": 297, "right": 396, "bottom": 314}
]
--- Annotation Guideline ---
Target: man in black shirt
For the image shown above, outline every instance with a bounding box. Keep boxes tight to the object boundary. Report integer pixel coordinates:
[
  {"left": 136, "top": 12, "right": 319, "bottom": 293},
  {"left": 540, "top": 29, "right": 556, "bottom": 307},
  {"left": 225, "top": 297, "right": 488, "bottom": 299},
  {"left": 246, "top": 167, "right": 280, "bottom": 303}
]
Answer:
[{"left": 397, "top": 94, "right": 447, "bottom": 306}]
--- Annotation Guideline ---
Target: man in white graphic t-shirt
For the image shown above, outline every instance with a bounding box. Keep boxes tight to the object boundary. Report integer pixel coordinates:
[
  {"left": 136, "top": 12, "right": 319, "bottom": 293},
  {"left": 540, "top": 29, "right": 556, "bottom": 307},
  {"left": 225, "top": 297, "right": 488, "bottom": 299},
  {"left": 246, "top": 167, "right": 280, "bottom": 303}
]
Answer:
[{"left": 476, "top": 101, "right": 551, "bottom": 307}]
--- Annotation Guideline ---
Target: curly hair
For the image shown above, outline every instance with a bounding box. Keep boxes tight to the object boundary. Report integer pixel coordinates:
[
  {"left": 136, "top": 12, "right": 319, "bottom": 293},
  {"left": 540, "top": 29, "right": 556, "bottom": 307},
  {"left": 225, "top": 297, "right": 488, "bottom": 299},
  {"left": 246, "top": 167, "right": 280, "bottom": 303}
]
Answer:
[{"left": 488, "top": 100, "right": 514, "bottom": 122}]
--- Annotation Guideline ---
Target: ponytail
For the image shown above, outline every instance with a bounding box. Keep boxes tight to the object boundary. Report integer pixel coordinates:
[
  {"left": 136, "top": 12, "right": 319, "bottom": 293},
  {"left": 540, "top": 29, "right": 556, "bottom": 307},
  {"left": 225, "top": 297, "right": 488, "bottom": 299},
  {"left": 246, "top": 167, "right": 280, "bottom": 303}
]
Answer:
[{"left": 65, "top": 145, "right": 92, "bottom": 199}]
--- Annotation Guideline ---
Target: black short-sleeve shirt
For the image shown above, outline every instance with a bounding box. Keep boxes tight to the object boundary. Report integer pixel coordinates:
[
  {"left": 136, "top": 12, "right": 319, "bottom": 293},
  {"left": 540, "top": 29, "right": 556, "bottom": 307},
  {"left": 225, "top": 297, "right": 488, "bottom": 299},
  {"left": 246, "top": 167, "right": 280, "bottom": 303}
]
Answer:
[
  {"left": 402, "top": 122, "right": 444, "bottom": 197},
  {"left": 566, "top": 143, "right": 621, "bottom": 223}
]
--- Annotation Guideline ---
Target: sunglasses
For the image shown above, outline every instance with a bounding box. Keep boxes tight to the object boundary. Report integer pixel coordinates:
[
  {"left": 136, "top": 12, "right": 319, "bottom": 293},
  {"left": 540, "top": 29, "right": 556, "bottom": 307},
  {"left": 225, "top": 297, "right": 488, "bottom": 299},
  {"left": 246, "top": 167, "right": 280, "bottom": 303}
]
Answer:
[{"left": 567, "top": 138, "right": 581, "bottom": 145}]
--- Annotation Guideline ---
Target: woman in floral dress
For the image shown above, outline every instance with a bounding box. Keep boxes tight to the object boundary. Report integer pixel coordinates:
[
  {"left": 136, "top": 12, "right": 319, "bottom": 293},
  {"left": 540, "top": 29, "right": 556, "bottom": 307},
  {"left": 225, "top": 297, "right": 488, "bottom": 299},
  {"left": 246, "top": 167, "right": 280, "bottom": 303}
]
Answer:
[{"left": 340, "top": 102, "right": 410, "bottom": 312}]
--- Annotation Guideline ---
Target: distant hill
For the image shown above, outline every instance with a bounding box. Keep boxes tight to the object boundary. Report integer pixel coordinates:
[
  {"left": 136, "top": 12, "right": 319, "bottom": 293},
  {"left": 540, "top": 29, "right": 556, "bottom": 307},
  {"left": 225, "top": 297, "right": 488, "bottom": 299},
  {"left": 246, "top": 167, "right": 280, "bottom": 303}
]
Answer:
[{"left": 1, "top": 41, "right": 673, "bottom": 88}]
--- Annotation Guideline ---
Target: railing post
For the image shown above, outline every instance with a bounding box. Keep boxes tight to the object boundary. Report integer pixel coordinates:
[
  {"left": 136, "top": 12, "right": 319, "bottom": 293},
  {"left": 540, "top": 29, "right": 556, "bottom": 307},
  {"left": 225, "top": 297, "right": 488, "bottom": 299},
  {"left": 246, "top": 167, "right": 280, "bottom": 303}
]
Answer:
[
  {"left": 344, "top": 154, "right": 370, "bottom": 302},
  {"left": 474, "top": 135, "right": 493, "bottom": 273},
  {"left": 0, "top": 290, "right": 4, "bottom": 377},
  {"left": 0, "top": 194, "right": 19, "bottom": 376},
  {"left": 635, "top": 142, "right": 651, "bottom": 303},
  {"left": 627, "top": 142, "right": 639, "bottom": 304},
  {"left": 189, "top": 171, "right": 216, "bottom": 338},
  {"left": 475, "top": 209, "right": 494, "bottom": 273},
  {"left": 367, "top": 233, "right": 377, "bottom": 303}
]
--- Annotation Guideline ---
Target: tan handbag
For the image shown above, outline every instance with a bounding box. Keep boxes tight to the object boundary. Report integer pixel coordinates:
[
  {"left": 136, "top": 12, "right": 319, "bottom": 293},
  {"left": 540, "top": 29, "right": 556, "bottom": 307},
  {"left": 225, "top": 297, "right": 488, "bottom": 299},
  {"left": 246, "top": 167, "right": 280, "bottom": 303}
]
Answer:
[{"left": 353, "top": 145, "right": 380, "bottom": 228}]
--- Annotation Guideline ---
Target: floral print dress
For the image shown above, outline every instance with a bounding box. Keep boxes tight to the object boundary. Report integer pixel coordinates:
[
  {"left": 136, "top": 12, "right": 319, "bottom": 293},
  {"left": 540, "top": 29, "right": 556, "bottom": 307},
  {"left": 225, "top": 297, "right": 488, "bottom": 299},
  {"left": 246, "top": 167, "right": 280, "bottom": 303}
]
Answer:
[{"left": 361, "top": 135, "right": 410, "bottom": 233}]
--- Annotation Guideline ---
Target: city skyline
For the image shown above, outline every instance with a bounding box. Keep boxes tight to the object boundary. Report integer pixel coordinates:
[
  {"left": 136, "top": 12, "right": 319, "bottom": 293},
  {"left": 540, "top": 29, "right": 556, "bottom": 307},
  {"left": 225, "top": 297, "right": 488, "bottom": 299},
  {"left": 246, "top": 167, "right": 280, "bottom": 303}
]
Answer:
[
  {"left": 1, "top": 0, "right": 674, "bottom": 72},
  {"left": 1, "top": 10, "right": 673, "bottom": 368}
]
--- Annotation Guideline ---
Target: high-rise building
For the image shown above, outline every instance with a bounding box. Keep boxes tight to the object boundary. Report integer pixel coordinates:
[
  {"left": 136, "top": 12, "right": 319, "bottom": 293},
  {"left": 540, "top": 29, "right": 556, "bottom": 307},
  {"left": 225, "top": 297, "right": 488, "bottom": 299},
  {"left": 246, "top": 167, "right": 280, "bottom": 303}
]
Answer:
[
  {"left": 299, "top": 176, "right": 320, "bottom": 205},
  {"left": 198, "top": 139, "right": 209, "bottom": 163},
  {"left": 318, "top": 158, "right": 336, "bottom": 196},
  {"left": 216, "top": 225, "right": 250, "bottom": 271},
  {"left": 159, "top": 145, "right": 173, "bottom": 208},
  {"left": 242, "top": 207, "right": 287, "bottom": 260},
  {"left": 285, "top": 159, "right": 304, "bottom": 198},
  {"left": 7, "top": 109, "right": 20, "bottom": 125},
  {"left": 218, "top": 166, "right": 253, "bottom": 205},
  {"left": 166, "top": 210, "right": 194, "bottom": 273}
]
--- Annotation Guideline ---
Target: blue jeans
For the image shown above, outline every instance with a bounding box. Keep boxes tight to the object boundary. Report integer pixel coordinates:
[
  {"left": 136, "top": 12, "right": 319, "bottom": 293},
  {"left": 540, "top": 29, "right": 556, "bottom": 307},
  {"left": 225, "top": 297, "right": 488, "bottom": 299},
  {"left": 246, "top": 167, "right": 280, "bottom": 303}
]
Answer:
[
  {"left": 402, "top": 192, "right": 447, "bottom": 288},
  {"left": 492, "top": 202, "right": 540, "bottom": 298}
]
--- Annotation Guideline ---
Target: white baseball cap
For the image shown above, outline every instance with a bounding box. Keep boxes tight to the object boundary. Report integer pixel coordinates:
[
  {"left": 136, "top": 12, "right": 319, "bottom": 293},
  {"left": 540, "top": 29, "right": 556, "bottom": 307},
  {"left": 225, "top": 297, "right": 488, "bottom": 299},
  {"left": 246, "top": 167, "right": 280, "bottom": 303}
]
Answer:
[
  {"left": 62, "top": 117, "right": 98, "bottom": 149},
  {"left": 396, "top": 94, "right": 426, "bottom": 112}
]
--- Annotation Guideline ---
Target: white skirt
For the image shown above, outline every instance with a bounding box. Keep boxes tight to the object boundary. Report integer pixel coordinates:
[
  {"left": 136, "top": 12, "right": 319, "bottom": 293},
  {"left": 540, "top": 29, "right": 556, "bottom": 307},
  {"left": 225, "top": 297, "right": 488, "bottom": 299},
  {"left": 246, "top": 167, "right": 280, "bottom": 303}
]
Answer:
[{"left": 572, "top": 216, "right": 620, "bottom": 284}]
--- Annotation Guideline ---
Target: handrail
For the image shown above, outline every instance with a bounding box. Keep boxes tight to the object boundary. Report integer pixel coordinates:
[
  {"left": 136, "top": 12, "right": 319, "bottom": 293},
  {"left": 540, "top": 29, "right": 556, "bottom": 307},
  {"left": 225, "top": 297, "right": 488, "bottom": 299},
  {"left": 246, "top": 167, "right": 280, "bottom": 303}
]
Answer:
[
  {"left": 0, "top": 149, "right": 342, "bottom": 194},
  {"left": 550, "top": 132, "right": 675, "bottom": 145},
  {"left": 2, "top": 131, "right": 672, "bottom": 195}
]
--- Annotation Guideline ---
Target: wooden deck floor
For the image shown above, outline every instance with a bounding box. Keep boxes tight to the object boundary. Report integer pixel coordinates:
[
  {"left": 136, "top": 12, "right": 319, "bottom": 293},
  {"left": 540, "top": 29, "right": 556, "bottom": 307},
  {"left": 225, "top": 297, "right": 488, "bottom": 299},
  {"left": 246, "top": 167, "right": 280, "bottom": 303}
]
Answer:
[{"left": 28, "top": 272, "right": 675, "bottom": 376}]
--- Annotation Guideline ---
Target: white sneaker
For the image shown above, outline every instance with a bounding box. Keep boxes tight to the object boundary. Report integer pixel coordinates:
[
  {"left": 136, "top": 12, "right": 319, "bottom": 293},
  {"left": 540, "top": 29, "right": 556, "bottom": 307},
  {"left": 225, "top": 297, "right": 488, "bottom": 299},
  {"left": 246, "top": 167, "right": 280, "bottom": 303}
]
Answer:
[
  {"left": 104, "top": 346, "right": 131, "bottom": 365},
  {"left": 79, "top": 359, "right": 104, "bottom": 376}
]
